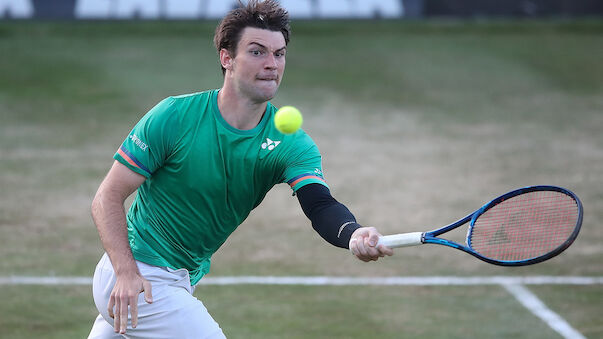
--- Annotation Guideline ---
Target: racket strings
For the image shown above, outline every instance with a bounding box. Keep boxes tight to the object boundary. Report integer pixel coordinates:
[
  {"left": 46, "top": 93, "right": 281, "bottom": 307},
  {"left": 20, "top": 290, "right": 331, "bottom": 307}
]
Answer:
[{"left": 469, "top": 191, "right": 579, "bottom": 261}]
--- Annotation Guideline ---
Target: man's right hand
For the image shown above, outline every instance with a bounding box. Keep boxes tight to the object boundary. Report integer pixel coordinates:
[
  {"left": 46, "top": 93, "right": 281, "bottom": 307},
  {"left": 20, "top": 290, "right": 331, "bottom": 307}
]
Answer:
[
  {"left": 349, "top": 226, "right": 394, "bottom": 262},
  {"left": 108, "top": 272, "right": 153, "bottom": 334}
]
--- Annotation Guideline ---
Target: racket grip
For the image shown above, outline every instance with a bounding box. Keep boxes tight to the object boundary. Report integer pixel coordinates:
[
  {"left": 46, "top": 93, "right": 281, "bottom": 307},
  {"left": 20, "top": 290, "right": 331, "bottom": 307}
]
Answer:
[{"left": 378, "top": 232, "right": 424, "bottom": 248}]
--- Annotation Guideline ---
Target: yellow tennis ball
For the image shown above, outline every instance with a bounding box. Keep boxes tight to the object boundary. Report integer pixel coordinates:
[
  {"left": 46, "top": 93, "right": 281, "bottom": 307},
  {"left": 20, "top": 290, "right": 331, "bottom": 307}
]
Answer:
[{"left": 274, "top": 106, "right": 303, "bottom": 134}]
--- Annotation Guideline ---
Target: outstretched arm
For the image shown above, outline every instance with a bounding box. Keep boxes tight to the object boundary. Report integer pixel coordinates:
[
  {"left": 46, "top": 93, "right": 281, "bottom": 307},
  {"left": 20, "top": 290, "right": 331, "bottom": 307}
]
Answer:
[
  {"left": 296, "top": 183, "right": 393, "bottom": 262},
  {"left": 91, "top": 161, "right": 153, "bottom": 334}
]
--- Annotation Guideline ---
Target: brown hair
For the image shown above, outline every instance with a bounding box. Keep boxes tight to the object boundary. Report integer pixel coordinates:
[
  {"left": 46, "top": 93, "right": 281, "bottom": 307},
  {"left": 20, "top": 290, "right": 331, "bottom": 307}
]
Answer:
[{"left": 214, "top": 0, "right": 291, "bottom": 74}]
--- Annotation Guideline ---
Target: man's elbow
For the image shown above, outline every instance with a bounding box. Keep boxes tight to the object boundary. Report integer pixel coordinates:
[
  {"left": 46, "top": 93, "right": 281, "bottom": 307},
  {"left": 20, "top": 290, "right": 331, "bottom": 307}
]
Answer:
[{"left": 91, "top": 190, "right": 103, "bottom": 220}]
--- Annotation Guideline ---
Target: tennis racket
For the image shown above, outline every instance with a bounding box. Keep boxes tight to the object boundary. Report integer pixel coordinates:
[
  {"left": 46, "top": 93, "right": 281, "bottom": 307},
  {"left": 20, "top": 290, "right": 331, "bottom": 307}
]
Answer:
[{"left": 378, "top": 185, "right": 583, "bottom": 266}]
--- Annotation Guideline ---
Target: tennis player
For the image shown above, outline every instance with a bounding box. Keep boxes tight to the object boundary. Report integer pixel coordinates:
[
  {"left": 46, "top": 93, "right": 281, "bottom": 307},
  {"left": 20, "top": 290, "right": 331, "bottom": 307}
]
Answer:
[{"left": 87, "top": 1, "right": 392, "bottom": 338}]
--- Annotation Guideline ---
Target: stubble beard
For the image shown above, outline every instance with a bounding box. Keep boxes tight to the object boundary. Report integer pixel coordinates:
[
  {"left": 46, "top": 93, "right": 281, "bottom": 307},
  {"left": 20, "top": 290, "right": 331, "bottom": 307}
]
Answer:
[{"left": 243, "top": 80, "right": 280, "bottom": 104}]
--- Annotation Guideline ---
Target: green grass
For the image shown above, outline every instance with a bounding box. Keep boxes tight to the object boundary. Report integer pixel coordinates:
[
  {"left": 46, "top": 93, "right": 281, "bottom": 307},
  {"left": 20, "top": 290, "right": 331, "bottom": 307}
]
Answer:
[
  {"left": 0, "top": 285, "right": 571, "bottom": 339},
  {"left": 530, "top": 285, "right": 603, "bottom": 338},
  {"left": 1, "top": 19, "right": 602, "bottom": 338},
  {"left": 204, "top": 285, "right": 557, "bottom": 339},
  {"left": 0, "top": 286, "right": 98, "bottom": 339}
]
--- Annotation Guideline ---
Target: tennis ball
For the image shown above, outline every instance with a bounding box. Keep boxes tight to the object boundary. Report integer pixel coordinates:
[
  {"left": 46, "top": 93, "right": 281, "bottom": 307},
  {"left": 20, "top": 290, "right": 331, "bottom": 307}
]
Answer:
[{"left": 274, "top": 106, "right": 303, "bottom": 134}]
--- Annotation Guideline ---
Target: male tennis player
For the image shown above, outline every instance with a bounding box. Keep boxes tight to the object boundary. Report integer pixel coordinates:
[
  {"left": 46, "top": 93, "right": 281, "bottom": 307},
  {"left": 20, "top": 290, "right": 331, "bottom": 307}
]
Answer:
[{"left": 87, "top": 1, "right": 392, "bottom": 337}]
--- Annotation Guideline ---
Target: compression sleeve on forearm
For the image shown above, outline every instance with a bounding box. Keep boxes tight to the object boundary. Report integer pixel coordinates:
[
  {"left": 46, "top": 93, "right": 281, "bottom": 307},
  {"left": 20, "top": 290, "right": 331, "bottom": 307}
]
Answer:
[{"left": 296, "top": 183, "right": 362, "bottom": 249}]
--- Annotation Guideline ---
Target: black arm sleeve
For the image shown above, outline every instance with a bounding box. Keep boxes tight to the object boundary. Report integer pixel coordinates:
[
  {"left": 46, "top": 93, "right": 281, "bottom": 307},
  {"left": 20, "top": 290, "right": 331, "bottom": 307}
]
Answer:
[{"left": 296, "top": 183, "right": 362, "bottom": 249}]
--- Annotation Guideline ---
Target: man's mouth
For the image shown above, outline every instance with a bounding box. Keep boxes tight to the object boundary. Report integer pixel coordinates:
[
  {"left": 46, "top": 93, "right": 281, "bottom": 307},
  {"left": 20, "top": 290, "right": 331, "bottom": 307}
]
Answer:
[{"left": 257, "top": 76, "right": 278, "bottom": 82}]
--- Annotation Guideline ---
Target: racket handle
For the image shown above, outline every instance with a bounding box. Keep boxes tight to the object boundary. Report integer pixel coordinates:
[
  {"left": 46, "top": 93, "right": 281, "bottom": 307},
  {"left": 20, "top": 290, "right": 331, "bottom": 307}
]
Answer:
[{"left": 378, "top": 232, "right": 424, "bottom": 248}]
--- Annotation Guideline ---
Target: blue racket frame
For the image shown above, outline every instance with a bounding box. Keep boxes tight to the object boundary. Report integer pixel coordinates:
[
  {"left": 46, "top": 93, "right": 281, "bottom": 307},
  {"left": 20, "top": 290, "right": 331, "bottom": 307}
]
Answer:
[{"left": 421, "top": 185, "right": 583, "bottom": 266}]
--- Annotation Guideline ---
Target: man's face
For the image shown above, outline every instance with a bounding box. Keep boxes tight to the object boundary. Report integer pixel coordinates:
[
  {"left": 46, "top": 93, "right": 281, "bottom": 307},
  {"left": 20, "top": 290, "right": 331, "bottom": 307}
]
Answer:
[{"left": 223, "top": 27, "right": 287, "bottom": 103}]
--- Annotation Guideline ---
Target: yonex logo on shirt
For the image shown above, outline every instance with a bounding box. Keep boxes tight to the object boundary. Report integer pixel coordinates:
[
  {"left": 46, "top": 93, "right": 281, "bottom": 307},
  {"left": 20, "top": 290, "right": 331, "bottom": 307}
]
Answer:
[
  {"left": 129, "top": 134, "right": 148, "bottom": 151},
  {"left": 261, "top": 138, "right": 281, "bottom": 151}
]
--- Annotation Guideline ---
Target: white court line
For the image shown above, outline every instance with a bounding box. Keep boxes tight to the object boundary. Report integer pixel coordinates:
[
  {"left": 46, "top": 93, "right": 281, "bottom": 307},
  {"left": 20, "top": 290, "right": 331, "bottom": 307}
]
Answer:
[
  {"left": 0, "top": 276, "right": 93, "bottom": 285},
  {"left": 502, "top": 283, "right": 586, "bottom": 339},
  {"left": 3, "top": 275, "right": 596, "bottom": 338},
  {"left": 196, "top": 276, "right": 603, "bottom": 286},
  {"left": 1, "top": 275, "right": 602, "bottom": 286}
]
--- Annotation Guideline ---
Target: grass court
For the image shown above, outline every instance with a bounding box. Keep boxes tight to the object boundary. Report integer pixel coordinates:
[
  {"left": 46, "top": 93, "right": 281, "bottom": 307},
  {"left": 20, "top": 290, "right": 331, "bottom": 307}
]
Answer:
[{"left": 0, "top": 19, "right": 602, "bottom": 338}]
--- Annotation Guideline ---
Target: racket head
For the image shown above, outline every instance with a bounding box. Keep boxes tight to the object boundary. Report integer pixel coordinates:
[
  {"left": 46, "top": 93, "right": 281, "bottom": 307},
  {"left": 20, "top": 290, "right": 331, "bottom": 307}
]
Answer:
[{"left": 466, "top": 186, "right": 583, "bottom": 266}]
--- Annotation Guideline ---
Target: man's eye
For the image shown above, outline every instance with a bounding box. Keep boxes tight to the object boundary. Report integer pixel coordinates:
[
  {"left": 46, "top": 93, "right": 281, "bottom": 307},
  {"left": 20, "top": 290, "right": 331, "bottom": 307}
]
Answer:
[{"left": 250, "top": 50, "right": 262, "bottom": 56}]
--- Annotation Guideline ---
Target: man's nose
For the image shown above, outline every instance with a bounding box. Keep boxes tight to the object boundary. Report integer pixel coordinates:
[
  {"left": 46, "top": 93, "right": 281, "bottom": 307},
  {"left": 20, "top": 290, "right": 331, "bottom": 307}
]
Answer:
[{"left": 265, "top": 54, "right": 277, "bottom": 69}]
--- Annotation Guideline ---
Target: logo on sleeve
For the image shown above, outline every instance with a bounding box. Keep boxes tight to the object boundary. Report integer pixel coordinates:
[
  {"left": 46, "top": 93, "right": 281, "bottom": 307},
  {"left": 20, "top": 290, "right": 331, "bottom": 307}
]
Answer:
[
  {"left": 129, "top": 134, "right": 148, "bottom": 151},
  {"left": 261, "top": 138, "right": 281, "bottom": 151}
]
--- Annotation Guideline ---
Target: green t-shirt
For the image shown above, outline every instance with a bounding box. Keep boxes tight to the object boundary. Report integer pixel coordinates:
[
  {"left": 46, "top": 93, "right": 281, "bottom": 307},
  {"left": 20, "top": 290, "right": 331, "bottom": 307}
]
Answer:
[{"left": 114, "top": 89, "right": 327, "bottom": 284}]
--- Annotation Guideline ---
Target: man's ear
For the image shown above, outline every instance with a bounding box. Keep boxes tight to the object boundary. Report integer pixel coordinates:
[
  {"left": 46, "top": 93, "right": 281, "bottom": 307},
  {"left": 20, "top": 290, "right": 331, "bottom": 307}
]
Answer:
[{"left": 219, "top": 49, "right": 234, "bottom": 72}]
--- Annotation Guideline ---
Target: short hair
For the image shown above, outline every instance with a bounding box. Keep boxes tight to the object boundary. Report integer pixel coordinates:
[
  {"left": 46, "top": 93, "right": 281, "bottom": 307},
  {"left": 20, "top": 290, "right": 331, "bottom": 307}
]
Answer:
[{"left": 214, "top": 0, "right": 291, "bottom": 75}]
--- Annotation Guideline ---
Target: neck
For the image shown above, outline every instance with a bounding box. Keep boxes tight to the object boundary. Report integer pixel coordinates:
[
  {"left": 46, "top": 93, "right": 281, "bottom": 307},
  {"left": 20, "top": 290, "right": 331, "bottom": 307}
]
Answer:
[{"left": 217, "top": 83, "right": 268, "bottom": 131}]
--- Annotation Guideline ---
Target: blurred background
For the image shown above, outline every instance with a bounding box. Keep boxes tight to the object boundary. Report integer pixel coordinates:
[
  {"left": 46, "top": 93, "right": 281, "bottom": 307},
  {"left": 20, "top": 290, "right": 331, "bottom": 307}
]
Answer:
[
  {"left": 0, "top": 0, "right": 603, "bottom": 20},
  {"left": 1, "top": 1, "right": 602, "bottom": 338},
  {"left": 2, "top": 0, "right": 603, "bottom": 20}
]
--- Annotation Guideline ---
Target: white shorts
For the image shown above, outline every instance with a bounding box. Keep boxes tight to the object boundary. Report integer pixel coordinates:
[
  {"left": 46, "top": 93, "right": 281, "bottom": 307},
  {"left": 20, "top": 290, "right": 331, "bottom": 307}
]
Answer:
[{"left": 88, "top": 253, "right": 226, "bottom": 339}]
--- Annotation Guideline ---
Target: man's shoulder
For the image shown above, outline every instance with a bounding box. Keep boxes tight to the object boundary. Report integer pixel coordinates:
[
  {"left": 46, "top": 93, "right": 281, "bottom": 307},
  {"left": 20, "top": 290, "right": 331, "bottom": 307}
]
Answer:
[
  {"left": 286, "top": 129, "right": 317, "bottom": 149},
  {"left": 155, "top": 89, "right": 218, "bottom": 120},
  {"left": 168, "top": 89, "right": 218, "bottom": 105}
]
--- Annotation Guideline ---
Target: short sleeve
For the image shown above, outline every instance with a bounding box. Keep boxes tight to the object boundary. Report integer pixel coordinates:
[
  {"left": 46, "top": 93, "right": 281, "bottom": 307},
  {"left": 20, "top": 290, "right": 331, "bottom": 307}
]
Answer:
[
  {"left": 114, "top": 97, "right": 180, "bottom": 178},
  {"left": 282, "top": 134, "right": 329, "bottom": 193}
]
